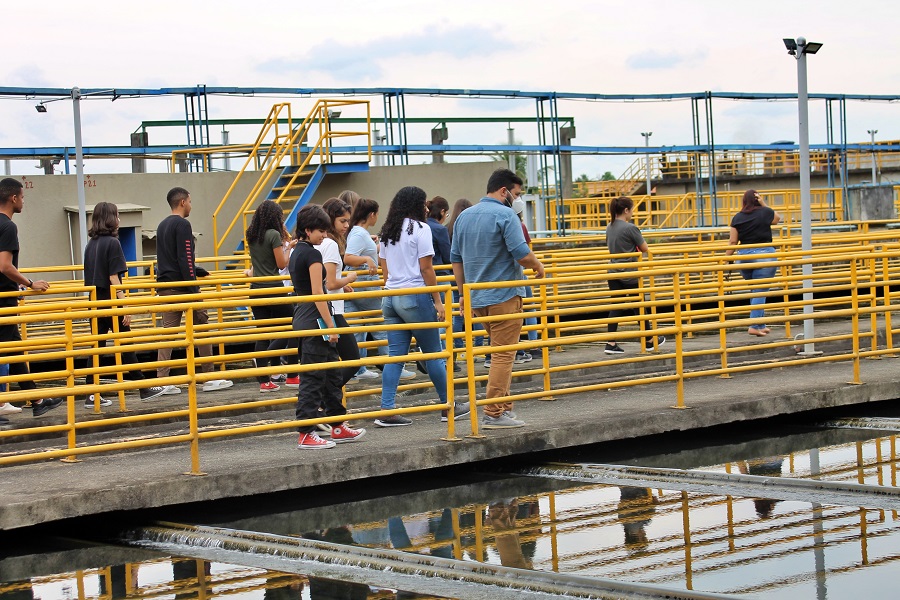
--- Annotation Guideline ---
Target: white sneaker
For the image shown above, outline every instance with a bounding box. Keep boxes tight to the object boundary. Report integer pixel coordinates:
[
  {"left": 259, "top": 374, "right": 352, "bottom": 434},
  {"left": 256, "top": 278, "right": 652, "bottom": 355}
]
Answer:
[
  {"left": 160, "top": 385, "right": 182, "bottom": 395},
  {"left": 202, "top": 379, "right": 234, "bottom": 392},
  {"left": 0, "top": 402, "right": 22, "bottom": 416},
  {"left": 355, "top": 369, "right": 380, "bottom": 380},
  {"left": 399, "top": 368, "right": 416, "bottom": 380},
  {"left": 84, "top": 394, "right": 112, "bottom": 408}
]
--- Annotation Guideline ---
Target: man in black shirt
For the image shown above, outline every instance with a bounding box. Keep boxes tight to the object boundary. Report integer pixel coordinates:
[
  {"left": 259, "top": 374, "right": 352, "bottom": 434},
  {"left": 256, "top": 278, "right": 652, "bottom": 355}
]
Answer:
[
  {"left": 154, "top": 187, "right": 232, "bottom": 393},
  {"left": 0, "top": 178, "right": 64, "bottom": 421}
]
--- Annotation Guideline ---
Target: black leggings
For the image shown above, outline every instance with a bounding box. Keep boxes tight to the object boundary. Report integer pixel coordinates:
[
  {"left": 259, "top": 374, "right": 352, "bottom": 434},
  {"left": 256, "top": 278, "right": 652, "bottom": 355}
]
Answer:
[
  {"left": 251, "top": 300, "right": 298, "bottom": 383},
  {"left": 333, "top": 314, "right": 360, "bottom": 386},
  {"left": 607, "top": 279, "right": 653, "bottom": 343}
]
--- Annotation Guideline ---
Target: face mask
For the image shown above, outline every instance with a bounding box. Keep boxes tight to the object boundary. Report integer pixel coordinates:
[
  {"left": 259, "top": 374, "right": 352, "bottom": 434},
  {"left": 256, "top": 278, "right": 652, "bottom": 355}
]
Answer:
[{"left": 505, "top": 191, "right": 515, "bottom": 207}]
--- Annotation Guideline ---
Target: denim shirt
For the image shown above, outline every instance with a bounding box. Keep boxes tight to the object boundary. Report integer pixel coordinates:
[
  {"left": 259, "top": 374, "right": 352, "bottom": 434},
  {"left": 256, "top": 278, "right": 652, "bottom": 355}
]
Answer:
[{"left": 449, "top": 197, "right": 530, "bottom": 308}]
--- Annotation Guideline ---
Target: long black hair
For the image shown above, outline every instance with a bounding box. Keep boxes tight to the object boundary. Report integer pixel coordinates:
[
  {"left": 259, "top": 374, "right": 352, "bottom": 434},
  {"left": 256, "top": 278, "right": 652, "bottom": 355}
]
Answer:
[
  {"left": 246, "top": 200, "right": 285, "bottom": 245},
  {"left": 379, "top": 186, "right": 427, "bottom": 246}
]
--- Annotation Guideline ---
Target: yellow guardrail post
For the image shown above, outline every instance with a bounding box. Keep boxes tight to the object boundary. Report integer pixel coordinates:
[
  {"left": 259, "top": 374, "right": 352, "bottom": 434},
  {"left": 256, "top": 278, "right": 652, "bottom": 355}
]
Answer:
[
  {"left": 442, "top": 287, "right": 461, "bottom": 442},
  {"left": 539, "top": 280, "right": 552, "bottom": 398},
  {"left": 780, "top": 241, "right": 792, "bottom": 340},
  {"left": 717, "top": 265, "right": 731, "bottom": 378},
  {"left": 110, "top": 284, "right": 128, "bottom": 410},
  {"left": 671, "top": 275, "right": 687, "bottom": 409},
  {"left": 881, "top": 252, "right": 895, "bottom": 356},
  {"left": 184, "top": 309, "right": 205, "bottom": 476},
  {"left": 850, "top": 259, "right": 862, "bottom": 385},
  {"left": 463, "top": 283, "right": 483, "bottom": 439},
  {"left": 866, "top": 249, "right": 879, "bottom": 358},
  {"left": 86, "top": 287, "right": 106, "bottom": 413},
  {"left": 62, "top": 309, "right": 79, "bottom": 463}
]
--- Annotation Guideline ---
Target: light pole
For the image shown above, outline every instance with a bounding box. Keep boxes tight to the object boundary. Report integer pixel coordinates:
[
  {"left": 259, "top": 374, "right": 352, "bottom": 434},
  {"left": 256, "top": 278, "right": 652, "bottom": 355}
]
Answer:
[
  {"left": 641, "top": 132, "right": 652, "bottom": 196},
  {"left": 867, "top": 129, "right": 878, "bottom": 183},
  {"left": 72, "top": 87, "right": 88, "bottom": 260},
  {"left": 784, "top": 36, "right": 823, "bottom": 355}
]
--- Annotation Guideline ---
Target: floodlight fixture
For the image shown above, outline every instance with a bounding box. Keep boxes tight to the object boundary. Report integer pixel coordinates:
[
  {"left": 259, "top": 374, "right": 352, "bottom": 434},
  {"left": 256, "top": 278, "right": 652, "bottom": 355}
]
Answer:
[
  {"left": 803, "top": 41, "right": 823, "bottom": 55},
  {"left": 327, "top": 109, "right": 342, "bottom": 119},
  {"left": 35, "top": 103, "right": 47, "bottom": 113},
  {"left": 783, "top": 38, "right": 798, "bottom": 55}
]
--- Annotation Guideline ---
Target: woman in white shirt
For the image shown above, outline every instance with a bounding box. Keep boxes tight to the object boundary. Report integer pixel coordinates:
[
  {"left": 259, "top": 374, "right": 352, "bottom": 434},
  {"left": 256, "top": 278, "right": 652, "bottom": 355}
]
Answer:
[
  {"left": 315, "top": 198, "right": 359, "bottom": 386},
  {"left": 374, "top": 186, "right": 469, "bottom": 427}
]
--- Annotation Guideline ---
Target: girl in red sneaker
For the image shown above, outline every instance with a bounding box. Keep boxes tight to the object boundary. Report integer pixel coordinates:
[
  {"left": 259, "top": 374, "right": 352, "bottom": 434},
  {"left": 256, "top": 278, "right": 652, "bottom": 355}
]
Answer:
[{"left": 290, "top": 204, "right": 365, "bottom": 449}]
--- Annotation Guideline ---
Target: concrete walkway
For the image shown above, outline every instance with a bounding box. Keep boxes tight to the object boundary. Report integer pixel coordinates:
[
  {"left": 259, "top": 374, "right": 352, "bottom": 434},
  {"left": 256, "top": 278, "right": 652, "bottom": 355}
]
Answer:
[{"left": 2, "top": 319, "right": 898, "bottom": 531}]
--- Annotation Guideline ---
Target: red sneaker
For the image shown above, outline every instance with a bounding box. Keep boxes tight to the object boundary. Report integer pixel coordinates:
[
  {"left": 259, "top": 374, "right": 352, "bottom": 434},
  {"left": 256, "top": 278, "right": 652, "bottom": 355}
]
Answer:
[
  {"left": 285, "top": 376, "right": 300, "bottom": 388},
  {"left": 297, "top": 432, "right": 336, "bottom": 449},
  {"left": 331, "top": 422, "right": 366, "bottom": 443},
  {"left": 259, "top": 381, "right": 280, "bottom": 393}
]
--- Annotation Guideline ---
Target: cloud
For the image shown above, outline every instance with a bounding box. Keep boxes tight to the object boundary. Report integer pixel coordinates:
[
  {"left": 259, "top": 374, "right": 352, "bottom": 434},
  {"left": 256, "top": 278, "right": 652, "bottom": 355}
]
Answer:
[
  {"left": 625, "top": 48, "right": 709, "bottom": 70},
  {"left": 257, "top": 24, "right": 520, "bottom": 82}
]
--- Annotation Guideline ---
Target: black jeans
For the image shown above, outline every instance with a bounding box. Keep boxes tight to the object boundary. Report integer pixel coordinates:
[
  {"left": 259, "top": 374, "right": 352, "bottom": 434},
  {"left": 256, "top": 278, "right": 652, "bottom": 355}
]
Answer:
[
  {"left": 250, "top": 297, "right": 297, "bottom": 383},
  {"left": 607, "top": 279, "right": 654, "bottom": 344}
]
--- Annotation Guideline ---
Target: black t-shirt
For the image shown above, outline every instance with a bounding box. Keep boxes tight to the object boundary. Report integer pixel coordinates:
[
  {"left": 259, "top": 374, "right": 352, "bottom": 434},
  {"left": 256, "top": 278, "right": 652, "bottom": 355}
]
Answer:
[
  {"left": 730, "top": 207, "right": 775, "bottom": 245},
  {"left": 289, "top": 240, "right": 328, "bottom": 324},
  {"left": 0, "top": 213, "right": 20, "bottom": 295},
  {"left": 84, "top": 235, "right": 127, "bottom": 301}
]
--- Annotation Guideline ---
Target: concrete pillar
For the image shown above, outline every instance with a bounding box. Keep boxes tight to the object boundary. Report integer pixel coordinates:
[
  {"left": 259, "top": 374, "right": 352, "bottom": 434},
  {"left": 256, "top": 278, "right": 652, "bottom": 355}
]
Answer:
[
  {"left": 559, "top": 126, "right": 576, "bottom": 199},
  {"left": 130, "top": 132, "right": 148, "bottom": 174}
]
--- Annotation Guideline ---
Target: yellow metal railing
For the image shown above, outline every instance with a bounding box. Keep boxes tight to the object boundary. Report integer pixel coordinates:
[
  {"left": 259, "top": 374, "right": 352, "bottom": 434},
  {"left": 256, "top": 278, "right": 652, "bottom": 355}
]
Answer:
[
  {"left": 550, "top": 187, "right": 847, "bottom": 231},
  {"left": 170, "top": 99, "right": 371, "bottom": 257},
  {"left": 7, "top": 235, "right": 900, "bottom": 471}
]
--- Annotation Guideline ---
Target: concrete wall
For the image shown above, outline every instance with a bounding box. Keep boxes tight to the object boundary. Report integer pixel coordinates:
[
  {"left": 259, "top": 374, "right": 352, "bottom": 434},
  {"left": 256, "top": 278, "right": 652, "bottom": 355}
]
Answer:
[{"left": 13, "top": 161, "right": 497, "bottom": 279}]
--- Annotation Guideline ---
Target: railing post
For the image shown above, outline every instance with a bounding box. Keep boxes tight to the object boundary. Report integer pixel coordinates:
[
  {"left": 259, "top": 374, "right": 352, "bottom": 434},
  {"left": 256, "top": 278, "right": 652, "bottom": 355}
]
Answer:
[
  {"left": 110, "top": 285, "right": 128, "bottom": 410},
  {"left": 882, "top": 252, "right": 894, "bottom": 356},
  {"left": 850, "top": 259, "right": 862, "bottom": 385},
  {"left": 62, "top": 309, "right": 79, "bottom": 463},
  {"left": 184, "top": 308, "right": 205, "bottom": 476},
  {"left": 539, "top": 279, "right": 552, "bottom": 397},
  {"left": 717, "top": 265, "right": 731, "bottom": 378},
  {"left": 442, "top": 287, "right": 460, "bottom": 442},
  {"left": 671, "top": 275, "right": 687, "bottom": 409},
  {"left": 463, "top": 284, "right": 483, "bottom": 439}
]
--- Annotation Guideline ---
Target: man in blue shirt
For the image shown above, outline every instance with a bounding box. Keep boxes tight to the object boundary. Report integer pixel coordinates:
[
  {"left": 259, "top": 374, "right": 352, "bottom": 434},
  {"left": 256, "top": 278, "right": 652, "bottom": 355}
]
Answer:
[{"left": 450, "top": 169, "right": 544, "bottom": 429}]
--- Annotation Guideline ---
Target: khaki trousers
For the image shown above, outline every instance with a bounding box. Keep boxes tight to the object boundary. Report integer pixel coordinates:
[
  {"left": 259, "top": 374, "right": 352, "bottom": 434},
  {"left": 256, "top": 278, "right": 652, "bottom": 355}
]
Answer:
[{"left": 473, "top": 295, "right": 523, "bottom": 418}]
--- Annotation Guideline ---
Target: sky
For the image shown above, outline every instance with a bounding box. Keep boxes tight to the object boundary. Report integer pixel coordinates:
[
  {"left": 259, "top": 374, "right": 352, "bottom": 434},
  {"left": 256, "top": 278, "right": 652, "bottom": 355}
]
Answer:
[{"left": 4, "top": 0, "right": 900, "bottom": 179}]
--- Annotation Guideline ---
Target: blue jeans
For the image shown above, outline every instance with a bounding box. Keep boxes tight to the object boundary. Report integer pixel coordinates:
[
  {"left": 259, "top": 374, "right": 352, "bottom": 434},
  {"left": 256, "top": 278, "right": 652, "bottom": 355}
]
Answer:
[
  {"left": 452, "top": 289, "right": 485, "bottom": 350},
  {"left": 345, "top": 275, "right": 387, "bottom": 375},
  {"left": 522, "top": 285, "right": 539, "bottom": 342},
  {"left": 381, "top": 293, "right": 447, "bottom": 410},
  {"left": 737, "top": 246, "right": 777, "bottom": 329}
]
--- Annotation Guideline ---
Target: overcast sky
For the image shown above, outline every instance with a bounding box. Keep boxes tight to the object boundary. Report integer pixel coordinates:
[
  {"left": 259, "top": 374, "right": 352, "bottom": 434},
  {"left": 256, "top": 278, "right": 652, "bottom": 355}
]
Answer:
[{"left": 4, "top": 0, "right": 900, "bottom": 178}]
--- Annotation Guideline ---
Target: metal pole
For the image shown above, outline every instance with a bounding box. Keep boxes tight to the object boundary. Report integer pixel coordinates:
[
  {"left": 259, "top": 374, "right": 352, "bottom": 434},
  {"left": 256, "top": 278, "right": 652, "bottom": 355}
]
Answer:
[
  {"left": 641, "top": 131, "right": 652, "bottom": 196},
  {"left": 72, "top": 87, "right": 88, "bottom": 262},
  {"left": 796, "top": 43, "right": 816, "bottom": 354},
  {"left": 507, "top": 127, "right": 516, "bottom": 173},
  {"left": 867, "top": 129, "right": 878, "bottom": 183}
]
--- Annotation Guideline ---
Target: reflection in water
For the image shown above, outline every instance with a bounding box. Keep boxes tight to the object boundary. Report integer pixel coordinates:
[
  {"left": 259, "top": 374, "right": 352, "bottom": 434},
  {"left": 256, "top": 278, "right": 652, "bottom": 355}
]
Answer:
[
  {"left": 3, "top": 433, "right": 900, "bottom": 599},
  {"left": 739, "top": 456, "right": 785, "bottom": 518},
  {"left": 617, "top": 487, "right": 658, "bottom": 555}
]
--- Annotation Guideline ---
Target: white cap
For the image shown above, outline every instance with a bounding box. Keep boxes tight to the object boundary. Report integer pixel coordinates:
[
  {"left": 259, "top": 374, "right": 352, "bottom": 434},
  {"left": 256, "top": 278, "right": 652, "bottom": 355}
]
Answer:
[{"left": 511, "top": 198, "right": 526, "bottom": 215}]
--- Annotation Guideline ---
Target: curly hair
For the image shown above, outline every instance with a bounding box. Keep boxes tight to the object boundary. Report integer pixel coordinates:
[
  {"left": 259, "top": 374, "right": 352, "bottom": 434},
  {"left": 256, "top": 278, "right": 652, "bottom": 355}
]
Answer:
[
  {"left": 321, "top": 197, "right": 352, "bottom": 255},
  {"left": 246, "top": 200, "right": 286, "bottom": 245},
  {"left": 88, "top": 201, "right": 119, "bottom": 238},
  {"left": 379, "top": 186, "right": 427, "bottom": 246}
]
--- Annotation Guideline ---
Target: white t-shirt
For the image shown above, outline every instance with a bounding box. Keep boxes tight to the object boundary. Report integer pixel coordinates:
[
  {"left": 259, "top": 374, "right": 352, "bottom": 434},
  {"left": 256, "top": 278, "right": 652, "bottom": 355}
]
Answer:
[
  {"left": 314, "top": 237, "right": 345, "bottom": 314},
  {"left": 379, "top": 218, "right": 434, "bottom": 290}
]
